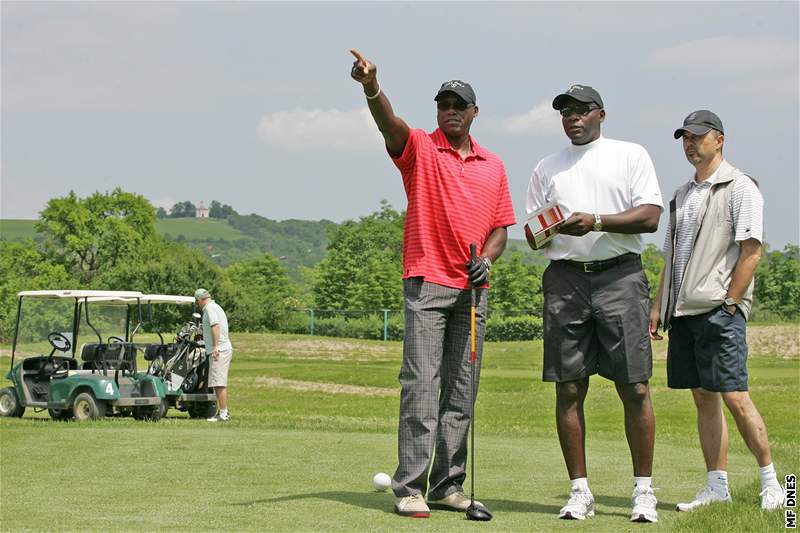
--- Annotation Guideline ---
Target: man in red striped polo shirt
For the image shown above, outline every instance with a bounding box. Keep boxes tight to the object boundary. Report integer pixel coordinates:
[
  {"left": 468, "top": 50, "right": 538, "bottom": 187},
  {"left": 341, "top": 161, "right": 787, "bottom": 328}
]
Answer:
[{"left": 350, "top": 49, "right": 516, "bottom": 518}]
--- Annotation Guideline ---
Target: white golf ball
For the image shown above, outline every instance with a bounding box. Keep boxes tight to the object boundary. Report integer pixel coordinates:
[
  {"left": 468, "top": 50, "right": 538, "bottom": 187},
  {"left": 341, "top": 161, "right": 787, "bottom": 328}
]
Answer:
[{"left": 373, "top": 472, "right": 391, "bottom": 492}]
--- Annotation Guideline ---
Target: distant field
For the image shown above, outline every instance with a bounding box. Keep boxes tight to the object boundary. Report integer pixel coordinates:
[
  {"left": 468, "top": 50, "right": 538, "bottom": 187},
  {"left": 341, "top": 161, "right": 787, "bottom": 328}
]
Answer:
[
  {"left": 0, "top": 219, "right": 39, "bottom": 241},
  {"left": 0, "top": 218, "right": 248, "bottom": 242},
  {"left": 155, "top": 218, "right": 249, "bottom": 241}
]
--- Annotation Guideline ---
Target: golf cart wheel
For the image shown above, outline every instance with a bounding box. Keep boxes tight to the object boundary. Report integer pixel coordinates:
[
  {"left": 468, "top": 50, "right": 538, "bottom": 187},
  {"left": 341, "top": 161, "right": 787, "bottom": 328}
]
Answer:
[
  {"left": 133, "top": 399, "right": 166, "bottom": 422},
  {"left": 0, "top": 387, "right": 25, "bottom": 417},
  {"left": 187, "top": 401, "right": 217, "bottom": 419},
  {"left": 72, "top": 392, "right": 106, "bottom": 421},
  {"left": 48, "top": 407, "right": 74, "bottom": 421}
]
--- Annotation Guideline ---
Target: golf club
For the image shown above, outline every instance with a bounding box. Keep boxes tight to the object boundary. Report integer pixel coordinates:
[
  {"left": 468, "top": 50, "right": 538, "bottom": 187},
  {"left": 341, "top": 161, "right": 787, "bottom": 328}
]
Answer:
[{"left": 466, "top": 243, "right": 492, "bottom": 522}]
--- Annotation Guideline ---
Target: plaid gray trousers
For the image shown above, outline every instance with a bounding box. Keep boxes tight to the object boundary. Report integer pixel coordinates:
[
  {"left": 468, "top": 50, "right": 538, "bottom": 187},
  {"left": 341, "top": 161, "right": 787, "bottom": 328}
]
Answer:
[{"left": 392, "top": 277, "right": 487, "bottom": 499}]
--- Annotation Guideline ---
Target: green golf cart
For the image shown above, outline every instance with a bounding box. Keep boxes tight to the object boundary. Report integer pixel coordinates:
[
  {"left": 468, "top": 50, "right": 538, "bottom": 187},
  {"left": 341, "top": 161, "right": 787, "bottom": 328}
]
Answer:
[
  {"left": 0, "top": 290, "right": 167, "bottom": 421},
  {"left": 135, "top": 294, "right": 217, "bottom": 419}
]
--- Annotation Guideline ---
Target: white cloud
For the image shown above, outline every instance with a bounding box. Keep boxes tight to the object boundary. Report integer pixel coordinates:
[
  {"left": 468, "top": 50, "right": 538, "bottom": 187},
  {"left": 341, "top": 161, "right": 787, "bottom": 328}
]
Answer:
[
  {"left": 650, "top": 36, "right": 796, "bottom": 73},
  {"left": 649, "top": 36, "right": 798, "bottom": 105},
  {"left": 497, "top": 100, "right": 562, "bottom": 137},
  {"left": 257, "top": 107, "right": 384, "bottom": 150}
]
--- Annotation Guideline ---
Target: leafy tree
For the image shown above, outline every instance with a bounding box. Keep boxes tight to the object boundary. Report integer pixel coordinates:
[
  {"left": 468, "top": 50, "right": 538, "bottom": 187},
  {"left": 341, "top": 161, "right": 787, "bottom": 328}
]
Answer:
[
  {"left": 169, "top": 201, "right": 196, "bottom": 218},
  {"left": 640, "top": 243, "right": 665, "bottom": 301},
  {"left": 313, "top": 201, "right": 403, "bottom": 310},
  {"left": 489, "top": 250, "right": 544, "bottom": 314},
  {"left": 0, "top": 240, "right": 75, "bottom": 341},
  {"left": 92, "top": 239, "right": 231, "bottom": 333},
  {"left": 226, "top": 253, "right": 294, "bottom": 330},
  {"left": 36, "top": 188, "right": 156, "bottom": 283},
  {"left": 156, "top": 207, "right": 168, "bottom": 218},
  {"left": 209, "top": 201, "right": 238, "bottom": 219},
  {"left": 755, "top": 244, "right": 800, "bottom": 320}
]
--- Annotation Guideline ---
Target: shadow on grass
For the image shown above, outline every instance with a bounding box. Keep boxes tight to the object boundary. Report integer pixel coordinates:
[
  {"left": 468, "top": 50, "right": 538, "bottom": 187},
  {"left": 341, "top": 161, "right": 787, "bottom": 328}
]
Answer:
[
  {"left": 234, "top": 492, "right": 567, "bottom": 516},
  {"left": 593, "top": 494, "right": 677, "bottom": 515}
]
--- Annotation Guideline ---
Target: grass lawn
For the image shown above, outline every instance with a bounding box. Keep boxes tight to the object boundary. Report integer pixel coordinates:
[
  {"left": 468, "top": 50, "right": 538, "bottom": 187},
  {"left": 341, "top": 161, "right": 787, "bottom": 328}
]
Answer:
[{"left": 1, "top": 330, "right": 797, "bottom": 531}]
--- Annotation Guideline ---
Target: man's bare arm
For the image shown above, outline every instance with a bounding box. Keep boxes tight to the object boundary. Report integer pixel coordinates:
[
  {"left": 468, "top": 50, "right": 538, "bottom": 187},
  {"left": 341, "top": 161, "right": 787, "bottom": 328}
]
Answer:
[{"left": 350, "top": 49, "right": 409, "bottom": 157}]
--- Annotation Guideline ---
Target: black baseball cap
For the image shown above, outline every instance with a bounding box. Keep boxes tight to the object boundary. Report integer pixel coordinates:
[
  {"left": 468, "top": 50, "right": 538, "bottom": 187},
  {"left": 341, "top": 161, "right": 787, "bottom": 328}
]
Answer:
[
  {"left": 673, "top": 110, "right": 724, "bottom": 139},
  {"left": 434, "top": 80, "right": 476, "bottom": 106},
  {"left": 552, "top": 84, "right": 604, "bottom": 110}
]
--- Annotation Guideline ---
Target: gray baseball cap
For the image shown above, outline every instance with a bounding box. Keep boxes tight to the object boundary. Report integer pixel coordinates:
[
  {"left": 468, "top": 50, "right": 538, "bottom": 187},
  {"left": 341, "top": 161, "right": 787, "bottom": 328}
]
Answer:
[
  {"left": 552, "top": 84, "right": 604, "bottom": 110},
  {"left": 674, "top": 110, "right": 724, "bottom": 139},
  {"left": 194, "top": 288, "right": 210, "bottom": 301},
  {"left": 434, "top": 80, "right": 477, "bottom": 105}
]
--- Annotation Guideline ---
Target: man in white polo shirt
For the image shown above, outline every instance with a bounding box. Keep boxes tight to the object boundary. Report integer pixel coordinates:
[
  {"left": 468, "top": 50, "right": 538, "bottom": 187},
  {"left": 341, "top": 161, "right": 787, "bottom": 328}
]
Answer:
[
  {"left": 525, "top": 84, "right": 663, "bottom": 523},
  {"left": 195, "top": 288, "right": 233, "bottom": 422}
]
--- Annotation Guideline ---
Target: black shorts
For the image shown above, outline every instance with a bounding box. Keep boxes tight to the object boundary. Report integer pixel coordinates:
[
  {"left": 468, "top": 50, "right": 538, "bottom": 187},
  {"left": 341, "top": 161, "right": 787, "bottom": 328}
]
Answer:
[
  {"left": 667, "top": 306, "right": 749, "bottom": 392},
  {"left": 542, "top": 254, "right": 653, "bottom": 384}
]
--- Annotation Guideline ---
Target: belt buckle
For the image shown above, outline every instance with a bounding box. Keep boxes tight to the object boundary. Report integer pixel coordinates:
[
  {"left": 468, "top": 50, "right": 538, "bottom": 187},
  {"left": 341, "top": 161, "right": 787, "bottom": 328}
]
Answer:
[{"left": 583, "top": 263, "right": 593, "bottom": 273}]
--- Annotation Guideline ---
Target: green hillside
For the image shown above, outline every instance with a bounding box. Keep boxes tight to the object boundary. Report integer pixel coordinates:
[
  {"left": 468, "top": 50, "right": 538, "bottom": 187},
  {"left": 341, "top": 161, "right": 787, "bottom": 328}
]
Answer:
[
  {"left": 156, "top": 218, "right": 249, "bottom": 241},
  {"left": 1, "top": 218, "right": 543, "bottom": 273},
  {"left": 0, "top": 220, "right": 39, "bottom": 241}
]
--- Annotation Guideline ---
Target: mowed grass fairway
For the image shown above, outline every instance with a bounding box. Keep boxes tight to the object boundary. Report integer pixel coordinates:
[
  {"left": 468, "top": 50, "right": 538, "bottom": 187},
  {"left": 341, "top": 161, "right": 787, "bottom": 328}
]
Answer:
[{"left": 1, "top": 327, "right": 797, "bottom": 532}]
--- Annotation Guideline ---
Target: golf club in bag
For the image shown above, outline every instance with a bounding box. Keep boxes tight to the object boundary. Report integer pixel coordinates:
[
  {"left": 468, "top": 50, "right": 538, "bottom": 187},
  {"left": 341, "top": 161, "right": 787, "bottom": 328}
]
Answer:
[{"left": 466, "top": 243, "right": 493, "bottom": 522}]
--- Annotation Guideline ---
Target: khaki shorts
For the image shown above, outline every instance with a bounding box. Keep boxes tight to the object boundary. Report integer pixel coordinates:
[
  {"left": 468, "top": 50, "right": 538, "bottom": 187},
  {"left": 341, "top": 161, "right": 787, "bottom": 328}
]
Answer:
[{"left": 209, "top": 348, "right": 233, "bottom": 387}]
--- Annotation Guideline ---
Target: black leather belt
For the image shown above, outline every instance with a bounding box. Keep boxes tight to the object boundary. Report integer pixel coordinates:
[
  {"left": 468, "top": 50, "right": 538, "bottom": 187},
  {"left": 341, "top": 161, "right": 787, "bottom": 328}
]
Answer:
[{"left": 559, "top": 253, "right": 639, "bottom": 273}]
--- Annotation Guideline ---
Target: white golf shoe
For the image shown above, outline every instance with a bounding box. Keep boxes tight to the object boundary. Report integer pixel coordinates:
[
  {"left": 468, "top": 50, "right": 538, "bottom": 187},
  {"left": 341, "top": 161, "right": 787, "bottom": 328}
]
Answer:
[
  {"left": 760, "top": 485, "right": 784, "bottom": 510},
  {"left": 630, "top": 485, "right": 659, "bottom": 523},
  {"left": 676, "top": 485, "right": 732, "bottom": 512},
  {"left": 559, "top": 488, "right": 595, "bottom": 520}
]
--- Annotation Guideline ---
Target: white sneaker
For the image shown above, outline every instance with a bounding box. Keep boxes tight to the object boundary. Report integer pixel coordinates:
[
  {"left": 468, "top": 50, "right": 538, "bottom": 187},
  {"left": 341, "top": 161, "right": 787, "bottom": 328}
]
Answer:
[
  {"left": 676, "top": 485, "right": 732, "bottom": 512},
  {"left": 760, "top": 485, "right": 784, "bottom": 510},
  {"left": 559, "top": 488, "right": 595, "bottom": 520},
  {"left": 207, "top": 413, "right": 230, "bottom": 422},
  {"left": 630, "top": 486, "right": 658, "bottom": 523},
  {"left": 394, "top": 494, "right": 430, "bottom": 518}
]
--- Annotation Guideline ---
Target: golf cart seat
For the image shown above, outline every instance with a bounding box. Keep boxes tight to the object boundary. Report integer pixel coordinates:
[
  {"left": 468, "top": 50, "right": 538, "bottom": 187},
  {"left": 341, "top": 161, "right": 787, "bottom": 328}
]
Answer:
[
  {"left": 81, "top": 343, "right": 138, "bottom": 372},
  {"left": 144, "top": 343, "right": 170, "bottom": 361},
  {"left": 22, "top": 355, "right": 79, "bottom": 380}
]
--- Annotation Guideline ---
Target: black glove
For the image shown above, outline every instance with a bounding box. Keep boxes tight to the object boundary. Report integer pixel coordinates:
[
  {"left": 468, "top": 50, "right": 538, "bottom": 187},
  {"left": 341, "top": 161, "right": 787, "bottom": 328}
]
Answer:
[{"left": 466, "top": 256, "right": 491, "bottom": 287}]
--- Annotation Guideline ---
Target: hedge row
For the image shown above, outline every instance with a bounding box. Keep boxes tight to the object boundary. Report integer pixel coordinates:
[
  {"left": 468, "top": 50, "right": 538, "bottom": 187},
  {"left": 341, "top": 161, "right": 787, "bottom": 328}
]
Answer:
[{"left": 279, "top": 312, "right": 543, "bottom": 342}]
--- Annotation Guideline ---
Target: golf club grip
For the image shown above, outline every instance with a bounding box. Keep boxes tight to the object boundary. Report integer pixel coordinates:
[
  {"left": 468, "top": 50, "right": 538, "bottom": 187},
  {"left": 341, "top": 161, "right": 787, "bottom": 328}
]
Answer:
[{"left": 469, "top": 243, "right": 477, "bottom": 263}]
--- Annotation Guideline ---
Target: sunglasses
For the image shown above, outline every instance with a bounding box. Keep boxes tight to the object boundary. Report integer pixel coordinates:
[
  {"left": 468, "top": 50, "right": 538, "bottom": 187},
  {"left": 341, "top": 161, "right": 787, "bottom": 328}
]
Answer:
[
  {"left": 559, "top": 103, "right": 600, "bottom": 117},
  {"left": 437, "top": 100, "right": 474, "bottom": 112}
]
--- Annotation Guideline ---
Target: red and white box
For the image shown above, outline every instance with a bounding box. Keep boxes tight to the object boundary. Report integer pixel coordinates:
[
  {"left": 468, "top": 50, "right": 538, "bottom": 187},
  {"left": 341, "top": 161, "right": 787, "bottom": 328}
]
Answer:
[{"left": 526, "top": 202, "right": 566, "bottom": 248}]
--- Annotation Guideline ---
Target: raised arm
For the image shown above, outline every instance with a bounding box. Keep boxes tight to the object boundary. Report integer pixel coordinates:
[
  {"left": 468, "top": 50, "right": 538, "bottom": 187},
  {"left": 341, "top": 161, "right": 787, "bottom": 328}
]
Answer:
[{"left": 350, "top": 49, "right": 410, "bottom": 157}]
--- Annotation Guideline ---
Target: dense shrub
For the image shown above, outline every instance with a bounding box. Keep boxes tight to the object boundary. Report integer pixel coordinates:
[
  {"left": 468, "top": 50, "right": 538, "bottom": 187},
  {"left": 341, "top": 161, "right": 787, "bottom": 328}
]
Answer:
[{"left": 485, "top": 315, "right": 544, "bottom": 341}]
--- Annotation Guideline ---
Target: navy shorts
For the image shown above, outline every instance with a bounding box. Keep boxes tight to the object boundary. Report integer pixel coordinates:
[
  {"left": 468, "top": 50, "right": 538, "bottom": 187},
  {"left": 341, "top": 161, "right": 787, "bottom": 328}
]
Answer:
[{"left": 667, "top": 306, "right": 749, "bottom": 392}]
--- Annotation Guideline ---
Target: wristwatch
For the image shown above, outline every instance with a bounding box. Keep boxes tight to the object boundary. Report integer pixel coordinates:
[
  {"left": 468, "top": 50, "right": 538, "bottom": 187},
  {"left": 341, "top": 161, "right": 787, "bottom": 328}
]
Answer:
[
  {"left": 593, "top": 213, "right": 603, "bottom": 232},
  {"left": 723, "top": 297, "right": 739, "bottom": 315}
]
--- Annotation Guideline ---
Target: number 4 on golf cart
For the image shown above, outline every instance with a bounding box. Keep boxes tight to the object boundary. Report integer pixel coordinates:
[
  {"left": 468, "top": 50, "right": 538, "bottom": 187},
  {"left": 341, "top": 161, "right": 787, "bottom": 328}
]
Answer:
[{"left": 0, "top": 290, "right": 167, "bottom": 421}]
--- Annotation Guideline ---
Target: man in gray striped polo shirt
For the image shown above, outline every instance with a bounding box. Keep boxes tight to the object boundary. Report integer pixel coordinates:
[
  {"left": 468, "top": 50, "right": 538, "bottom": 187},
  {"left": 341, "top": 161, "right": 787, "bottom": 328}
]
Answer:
[{"left": 649, "top": 110, "right": 784, "bottom": 512}]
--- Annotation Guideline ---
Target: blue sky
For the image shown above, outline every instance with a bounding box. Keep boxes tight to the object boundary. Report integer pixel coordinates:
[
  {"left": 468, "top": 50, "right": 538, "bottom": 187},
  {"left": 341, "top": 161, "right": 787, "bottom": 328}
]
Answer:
[{"left": 2, "top": 1, "right": 798, "bottom": 249}]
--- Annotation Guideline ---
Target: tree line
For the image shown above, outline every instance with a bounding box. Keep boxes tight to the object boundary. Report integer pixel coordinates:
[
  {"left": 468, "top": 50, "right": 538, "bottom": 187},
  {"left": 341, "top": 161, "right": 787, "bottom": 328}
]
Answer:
[
  {"left": 1, "top": 189, "right": 797, "bottom": 342},
  {"left": 156, "top": 200, "right": 238, "bottom": 219}
]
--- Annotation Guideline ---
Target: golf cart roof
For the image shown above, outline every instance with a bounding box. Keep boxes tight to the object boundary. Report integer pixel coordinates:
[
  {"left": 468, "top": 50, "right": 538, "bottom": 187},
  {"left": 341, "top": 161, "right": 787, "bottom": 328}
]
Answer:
[
  {"left": 140, "top": 294, "right": 195, "bottom": 305},
  {"left": 17, "top": 290, "right": 146, "bottom": 300}
]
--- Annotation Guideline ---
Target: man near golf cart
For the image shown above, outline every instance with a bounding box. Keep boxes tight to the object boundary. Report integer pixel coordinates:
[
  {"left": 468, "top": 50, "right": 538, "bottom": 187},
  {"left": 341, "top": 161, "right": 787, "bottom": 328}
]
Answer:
[
  {"left": 350, "top": 49, "right": 515, "bottom": 518},
  {"left": 525, "top": 85, "right": 663, "bottom": 523},
  {"left": 194, "top": 288, "right": 232, "bottom": 422}
]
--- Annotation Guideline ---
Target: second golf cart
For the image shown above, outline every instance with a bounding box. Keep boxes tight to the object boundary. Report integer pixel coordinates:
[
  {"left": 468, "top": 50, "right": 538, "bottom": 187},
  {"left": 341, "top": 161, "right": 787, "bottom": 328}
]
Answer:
[{"left": 0, "top": 290, "right": 167, "bottom": 421}]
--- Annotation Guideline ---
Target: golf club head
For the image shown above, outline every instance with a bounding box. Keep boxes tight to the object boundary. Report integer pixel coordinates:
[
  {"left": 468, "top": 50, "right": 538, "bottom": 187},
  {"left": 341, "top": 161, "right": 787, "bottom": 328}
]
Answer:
[{"left": 465, "top": 503, "right": 493, "bottom": 521}]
